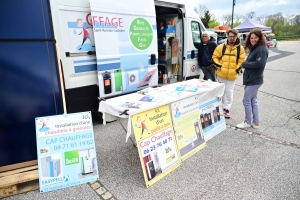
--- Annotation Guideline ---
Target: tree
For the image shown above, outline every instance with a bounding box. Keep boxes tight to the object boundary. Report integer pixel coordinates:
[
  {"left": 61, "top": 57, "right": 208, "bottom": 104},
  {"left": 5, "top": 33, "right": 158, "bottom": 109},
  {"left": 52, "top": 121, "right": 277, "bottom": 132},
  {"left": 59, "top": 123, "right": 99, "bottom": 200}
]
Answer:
[
  {"left": 233, "top": 14, "right": 243, "bottom": 27},
  {"left": 246, "top": 12, "right": 256, "bottom": 19},
  {"left": 283, "top": 23, "right": 292, "bottom": 35},
  {"left": 294, "top": 14, "right": 300, "bottom": 26},
  {"left": 233, "top": 19, "right": 242, "bottom": 27},
  {"left": 201, "top": 10, "right": 212, "bottom": 28},
  {"left": 268, "top": 12, "right": 284, "bottom": 31},
  {"left": 265, "top": 18, "right": 272, "bottom": 27},
  {"left": 285, "top": 14, "right": 295, "bottom": 25},
  {"left": 274, "top": 21, "right": 283, "bottom": 36},
  {"left": 221, "top": 14, "right": 232, "bottom": 26},
  {"left": 256, "top": 15, "right": 268, "bottom": 25},
  {"left": 208, "top": 17, "right": 220, "bottom": 28},
  {"left": 194, "top": 4, "right": 208, "bottom": 18}
]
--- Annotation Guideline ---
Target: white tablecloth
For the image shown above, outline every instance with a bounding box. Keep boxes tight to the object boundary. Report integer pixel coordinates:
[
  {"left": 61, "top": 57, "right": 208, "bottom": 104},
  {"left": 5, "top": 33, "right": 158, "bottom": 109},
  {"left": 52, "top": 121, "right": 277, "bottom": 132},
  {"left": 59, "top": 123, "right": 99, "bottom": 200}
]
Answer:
[{"left": 99, "top": 79, "right": 225, "bottom": 142}]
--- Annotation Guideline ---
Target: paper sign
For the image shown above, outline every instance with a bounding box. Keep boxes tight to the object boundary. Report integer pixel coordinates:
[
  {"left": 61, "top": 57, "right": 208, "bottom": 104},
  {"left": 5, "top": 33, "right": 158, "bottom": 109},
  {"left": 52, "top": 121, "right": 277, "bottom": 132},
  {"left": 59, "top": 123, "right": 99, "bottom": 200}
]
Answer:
[
  {"left": 131, "top": 105, "right": 181, "bottom": 187},
  {"left": 199, "top": 98, "right": 226, "bottom": 141},
  {"left": 35, "top": 112, "right": 99, "bottom": 193},
  {"left": 170, "top": 95, "right": 206, "bottom": 160}
]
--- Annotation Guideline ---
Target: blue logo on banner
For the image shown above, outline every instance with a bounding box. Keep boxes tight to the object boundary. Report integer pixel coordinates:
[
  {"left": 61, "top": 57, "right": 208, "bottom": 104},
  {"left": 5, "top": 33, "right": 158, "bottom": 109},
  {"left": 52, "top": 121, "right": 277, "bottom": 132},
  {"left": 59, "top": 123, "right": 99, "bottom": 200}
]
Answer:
[{"left": 63, "top": 175, "right": 70, "bottom": 182}]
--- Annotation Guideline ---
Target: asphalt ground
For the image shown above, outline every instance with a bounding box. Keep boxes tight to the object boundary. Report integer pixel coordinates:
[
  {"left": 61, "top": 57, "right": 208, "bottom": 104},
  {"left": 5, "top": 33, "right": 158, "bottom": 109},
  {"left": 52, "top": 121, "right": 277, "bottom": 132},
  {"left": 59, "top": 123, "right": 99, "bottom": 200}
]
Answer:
[{"left": 4, "top": 41, "right": 300, "bottom": 200}]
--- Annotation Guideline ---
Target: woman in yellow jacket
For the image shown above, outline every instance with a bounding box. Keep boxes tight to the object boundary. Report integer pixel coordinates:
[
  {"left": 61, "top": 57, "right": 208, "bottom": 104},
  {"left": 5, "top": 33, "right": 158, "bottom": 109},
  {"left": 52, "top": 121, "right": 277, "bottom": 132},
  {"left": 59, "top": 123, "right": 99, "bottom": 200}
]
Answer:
[{"left": 212, "top": 29, "right": 245, "bottom": 118}]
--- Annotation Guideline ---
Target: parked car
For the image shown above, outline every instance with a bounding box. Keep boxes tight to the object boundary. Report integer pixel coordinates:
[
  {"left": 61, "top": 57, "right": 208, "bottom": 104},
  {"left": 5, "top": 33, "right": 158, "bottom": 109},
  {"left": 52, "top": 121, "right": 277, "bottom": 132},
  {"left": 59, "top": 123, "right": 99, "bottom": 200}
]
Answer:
[{"left": 217, "top": 36, "right": 227, "bottom": 45}]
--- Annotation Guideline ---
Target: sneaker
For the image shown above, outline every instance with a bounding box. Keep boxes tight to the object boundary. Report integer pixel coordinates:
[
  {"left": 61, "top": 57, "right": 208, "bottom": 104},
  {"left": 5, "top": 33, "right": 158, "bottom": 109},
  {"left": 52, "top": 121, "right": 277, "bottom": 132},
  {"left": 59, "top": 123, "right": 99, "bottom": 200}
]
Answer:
[
  {"left": 236, "top": 122, "right": 251, "bottom": 128},
  {"left": 251, "top": 124, "right": 259, "bottom": 129},
  {"left": 223, "top": 109, "right": 230, "bottom": 119}
]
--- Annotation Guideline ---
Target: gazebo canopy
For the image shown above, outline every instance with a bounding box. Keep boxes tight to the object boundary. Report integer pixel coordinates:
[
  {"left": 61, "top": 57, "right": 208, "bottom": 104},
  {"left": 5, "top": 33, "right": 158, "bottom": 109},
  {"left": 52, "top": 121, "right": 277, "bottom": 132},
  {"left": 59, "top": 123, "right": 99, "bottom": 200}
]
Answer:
[{"left": 234, "top": 19, "right": 272, "bottom": 32}]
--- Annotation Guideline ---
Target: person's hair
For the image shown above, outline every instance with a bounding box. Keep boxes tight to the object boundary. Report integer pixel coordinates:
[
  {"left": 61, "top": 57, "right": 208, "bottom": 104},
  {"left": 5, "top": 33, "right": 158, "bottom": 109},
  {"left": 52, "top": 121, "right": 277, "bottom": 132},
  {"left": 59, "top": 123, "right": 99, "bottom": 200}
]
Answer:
[
  {"left": 227, "top": 29, "right": 239, "bottom": 36},
  {"left": 202, "top": 31, "right": 210, "bottom": 38},
  {"left": 244, "top": 28, "right": 267, "bottom": 50},
  {"left": 76, "top": 18, "right": 82, "bottom": 24}
]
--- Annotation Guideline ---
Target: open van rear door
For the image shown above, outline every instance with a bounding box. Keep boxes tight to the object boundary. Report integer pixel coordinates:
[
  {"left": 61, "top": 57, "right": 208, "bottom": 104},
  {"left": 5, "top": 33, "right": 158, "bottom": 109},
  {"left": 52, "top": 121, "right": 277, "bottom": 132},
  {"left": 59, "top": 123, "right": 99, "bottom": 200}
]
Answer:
[{"left": 89, "top": 0, "right": 158, "bottom": 98}]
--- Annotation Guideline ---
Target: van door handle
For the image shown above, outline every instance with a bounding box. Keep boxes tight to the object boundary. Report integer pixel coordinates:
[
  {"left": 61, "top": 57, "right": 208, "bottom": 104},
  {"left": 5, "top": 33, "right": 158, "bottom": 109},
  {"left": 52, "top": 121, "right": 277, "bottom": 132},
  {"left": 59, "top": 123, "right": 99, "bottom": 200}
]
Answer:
[
  {"left": 191, "top": 50, "right": 195, "bottom": 59},
  {"left": 150, "top": 54, "right": 156, "bottom": 65}
]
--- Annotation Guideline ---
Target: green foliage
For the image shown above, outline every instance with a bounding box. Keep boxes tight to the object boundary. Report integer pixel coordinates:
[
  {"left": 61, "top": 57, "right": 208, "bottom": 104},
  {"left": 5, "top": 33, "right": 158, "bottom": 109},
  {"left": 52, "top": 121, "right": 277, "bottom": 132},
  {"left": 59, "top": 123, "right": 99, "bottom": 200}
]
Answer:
[
  {"left": 208, "top": 17, "right": 219, "bottom": 28},
  {"left": 283, "top": 23, "right": 292, "bottom": 35},
  {"left": 265, "top": 18, "right": 272, "bottom": 27},
  {"left": 274, "top": 21, "right": 283, "bottom": 36},
  {"left": 233, "top": 19, "right": 242, "bottom": 27},
  {"left": 200, "top": 10, "right": 212, "bottom": 28}
]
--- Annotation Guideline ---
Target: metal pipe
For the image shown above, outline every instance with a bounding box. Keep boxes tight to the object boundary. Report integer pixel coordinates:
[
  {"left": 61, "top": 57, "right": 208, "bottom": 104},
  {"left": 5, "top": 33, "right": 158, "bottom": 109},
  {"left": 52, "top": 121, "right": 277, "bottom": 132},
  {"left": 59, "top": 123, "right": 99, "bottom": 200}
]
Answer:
[{"left": 231, "top": 0, "right": 236, "bottom": 28}]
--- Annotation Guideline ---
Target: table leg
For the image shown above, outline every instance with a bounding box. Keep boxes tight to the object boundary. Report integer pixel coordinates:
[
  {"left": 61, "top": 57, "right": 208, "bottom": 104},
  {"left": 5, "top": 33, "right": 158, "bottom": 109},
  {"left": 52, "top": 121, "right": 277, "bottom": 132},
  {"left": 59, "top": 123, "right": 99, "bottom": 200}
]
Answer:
[{"left": 117, "top": 118, "right": 137, "bottom": 148}]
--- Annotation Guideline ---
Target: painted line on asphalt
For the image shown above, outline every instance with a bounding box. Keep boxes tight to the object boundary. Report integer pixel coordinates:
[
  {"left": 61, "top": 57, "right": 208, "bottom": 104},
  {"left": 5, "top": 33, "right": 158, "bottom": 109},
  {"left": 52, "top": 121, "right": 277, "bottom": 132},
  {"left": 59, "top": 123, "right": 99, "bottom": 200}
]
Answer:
[{"left": 227, "top": 124, "right": 300, "bottom": 149}]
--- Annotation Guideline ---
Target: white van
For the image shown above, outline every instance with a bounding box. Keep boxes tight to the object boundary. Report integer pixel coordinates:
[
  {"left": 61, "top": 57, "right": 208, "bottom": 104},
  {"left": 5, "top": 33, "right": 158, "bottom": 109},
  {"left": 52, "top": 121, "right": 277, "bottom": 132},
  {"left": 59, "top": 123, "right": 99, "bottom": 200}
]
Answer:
[{"left": 50, "top": 0, "right": 210, "bottom": 113}]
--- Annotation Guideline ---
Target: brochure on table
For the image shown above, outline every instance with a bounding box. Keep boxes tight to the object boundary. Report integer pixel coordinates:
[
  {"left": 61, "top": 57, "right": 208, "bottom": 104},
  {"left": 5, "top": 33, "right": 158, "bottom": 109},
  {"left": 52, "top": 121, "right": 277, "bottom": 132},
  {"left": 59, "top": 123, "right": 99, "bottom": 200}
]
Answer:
[
  {"left": 131, "top": 105, "right": 181, "bottom": 187},
  {"left": 35, "top": 112, "right": 99, "bottom": 193},
  {"left": 199, "top": 98, "right": 226, "bottom": 141},
  {"left": 170, "top": 95, "right": 206, "bottom": 161},
  {"left": 90, "top": 0, "right": 158, "bottom": 98}
]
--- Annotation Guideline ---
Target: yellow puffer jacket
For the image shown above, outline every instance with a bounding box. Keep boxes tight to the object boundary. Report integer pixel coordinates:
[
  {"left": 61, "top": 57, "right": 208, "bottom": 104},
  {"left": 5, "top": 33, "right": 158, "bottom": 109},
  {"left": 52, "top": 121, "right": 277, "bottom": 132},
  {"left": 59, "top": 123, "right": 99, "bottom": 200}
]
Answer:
[{"left": 212, "top": 38, "right": 246, "bottom": 80}]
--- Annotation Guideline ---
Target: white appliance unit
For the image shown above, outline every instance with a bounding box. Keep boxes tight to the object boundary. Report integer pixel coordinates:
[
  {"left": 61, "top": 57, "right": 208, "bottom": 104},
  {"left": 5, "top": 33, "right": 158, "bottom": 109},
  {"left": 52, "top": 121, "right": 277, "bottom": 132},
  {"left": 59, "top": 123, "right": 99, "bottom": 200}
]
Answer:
[
  {"left": 40, "top": 156, "right": 51, "bottom": 177},
  {"left": 81, "top": 156, "right": 94, "bottom": 175},
  {"left": 40, "top": 156, "right": 61, "bottom": 177}
]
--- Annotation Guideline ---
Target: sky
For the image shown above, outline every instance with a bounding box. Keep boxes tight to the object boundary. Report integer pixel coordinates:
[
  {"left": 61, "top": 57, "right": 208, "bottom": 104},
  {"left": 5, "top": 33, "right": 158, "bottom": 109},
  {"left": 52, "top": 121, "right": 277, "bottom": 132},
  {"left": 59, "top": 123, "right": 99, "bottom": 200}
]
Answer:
[{"left": 187, "top": 0, "right": 300, "bottom": 21}]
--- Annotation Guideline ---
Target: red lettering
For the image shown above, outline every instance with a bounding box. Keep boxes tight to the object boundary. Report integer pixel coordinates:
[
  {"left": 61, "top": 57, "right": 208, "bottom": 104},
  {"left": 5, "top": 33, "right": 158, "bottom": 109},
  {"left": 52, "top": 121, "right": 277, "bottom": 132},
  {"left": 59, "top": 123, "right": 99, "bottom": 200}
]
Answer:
[
  {"left": 93, "top": 16, "right": 123, "bottom": 27},
  {"left": 86, "top": 13, "right": 92, "bottom": 26},
  {"left": 151, "top": 136, "right": 155, "bottom": 142},
  {"left": 118, "top": 18, "right": 123, "bottom": 27},
  {"left": 105, "top": 17, "right": 111, "bottom": 26},
  {"left": 140, "top": 140, "right": 150, "bottom": 148},
  {"left": 99, "top": 16, "right": 104, "bottom": 27},
  {"left": 93, "top": 16, "right": 98, "bottom": 26},
  {"left": 111, "top": 18, "right": 117, "bottom": 27}
]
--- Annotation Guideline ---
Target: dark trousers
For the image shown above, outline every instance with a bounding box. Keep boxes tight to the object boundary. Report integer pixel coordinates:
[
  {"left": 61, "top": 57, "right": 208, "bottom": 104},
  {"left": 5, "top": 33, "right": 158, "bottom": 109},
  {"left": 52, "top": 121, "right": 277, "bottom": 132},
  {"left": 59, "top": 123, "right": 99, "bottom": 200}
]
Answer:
[{"left": 202, "top": 65, "right": 216, "bottom": 81}]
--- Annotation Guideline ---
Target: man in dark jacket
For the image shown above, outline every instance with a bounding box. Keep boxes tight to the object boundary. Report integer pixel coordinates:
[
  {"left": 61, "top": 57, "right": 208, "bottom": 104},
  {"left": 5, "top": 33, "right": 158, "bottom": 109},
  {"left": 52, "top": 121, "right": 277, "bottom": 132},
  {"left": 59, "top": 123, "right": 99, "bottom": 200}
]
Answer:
[{"left": 198, "top": 31, "right": 217, "bottom": 81}]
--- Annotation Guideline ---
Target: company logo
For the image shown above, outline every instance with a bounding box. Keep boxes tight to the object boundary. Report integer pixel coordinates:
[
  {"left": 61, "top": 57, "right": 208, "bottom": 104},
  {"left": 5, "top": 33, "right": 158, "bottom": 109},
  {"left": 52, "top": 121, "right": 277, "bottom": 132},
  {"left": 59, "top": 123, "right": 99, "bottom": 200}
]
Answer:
[
  {"left": 38, "top": 119, "right": 50, "bottom": 132},
  {"left": 41, "top": 176, "right": 63, "bottom": 186},
  {"left": 63, "top": 175, "right": 71, "bottom": 182},
  {"left": 64, "top": 150, "right": 79, "bottom": 166}
]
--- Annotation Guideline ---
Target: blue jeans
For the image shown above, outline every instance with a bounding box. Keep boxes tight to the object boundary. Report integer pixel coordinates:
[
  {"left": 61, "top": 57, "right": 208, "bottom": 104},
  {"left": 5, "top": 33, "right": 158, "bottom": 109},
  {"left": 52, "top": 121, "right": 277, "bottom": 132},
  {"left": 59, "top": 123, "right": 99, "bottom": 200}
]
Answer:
[{"left": 243, "top": 85, "right": 262, "bottom": 124}]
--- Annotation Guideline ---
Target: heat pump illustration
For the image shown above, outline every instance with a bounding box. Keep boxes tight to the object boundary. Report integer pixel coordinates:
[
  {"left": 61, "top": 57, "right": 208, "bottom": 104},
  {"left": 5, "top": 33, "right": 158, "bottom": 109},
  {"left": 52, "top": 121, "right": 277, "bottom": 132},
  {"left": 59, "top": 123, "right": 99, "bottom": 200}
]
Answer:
[
  {"left": 40, "top": 156, "right": 61, "bottom": 177},
  {"left": 127, "top": 70, "right": 139, "bottom": 86},
  {"left": 81, "top": 156, "right": 95, "bottom": 175}
]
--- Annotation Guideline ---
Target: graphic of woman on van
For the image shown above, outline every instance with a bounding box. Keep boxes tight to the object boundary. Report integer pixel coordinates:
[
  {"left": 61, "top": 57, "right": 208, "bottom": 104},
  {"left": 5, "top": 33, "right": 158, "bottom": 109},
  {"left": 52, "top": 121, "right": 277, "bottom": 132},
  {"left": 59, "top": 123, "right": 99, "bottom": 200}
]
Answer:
[{"left": 76, "top": 18, "right": 94, "bottom": 50}]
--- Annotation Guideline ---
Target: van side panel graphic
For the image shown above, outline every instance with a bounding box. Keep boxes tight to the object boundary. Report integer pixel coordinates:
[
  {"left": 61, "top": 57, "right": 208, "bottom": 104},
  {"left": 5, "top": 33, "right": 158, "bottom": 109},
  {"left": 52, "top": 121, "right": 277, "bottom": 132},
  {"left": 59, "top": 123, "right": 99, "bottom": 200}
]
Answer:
[{"left": 90, "top": 0, "right": 158, "bottom": 98}]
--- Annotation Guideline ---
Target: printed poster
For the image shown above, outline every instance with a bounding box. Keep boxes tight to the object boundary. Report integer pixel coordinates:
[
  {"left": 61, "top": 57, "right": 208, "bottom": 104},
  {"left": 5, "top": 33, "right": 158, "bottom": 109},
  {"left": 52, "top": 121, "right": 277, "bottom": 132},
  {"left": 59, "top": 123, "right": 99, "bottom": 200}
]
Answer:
[
  {"left": 35, "top": 112, "right": 99, "bottom": 193},
  {"left": 170, "top": 95, "right": 206, "bottom": 161},
  {"left": 199, "top": 98, "right": 226, "bottom": 141},
  {"left": 131, "top": 105, "right": 181, "bottom": 187},
  {"left": 90, "top": 0, "right": 158, "bottom": 98}
]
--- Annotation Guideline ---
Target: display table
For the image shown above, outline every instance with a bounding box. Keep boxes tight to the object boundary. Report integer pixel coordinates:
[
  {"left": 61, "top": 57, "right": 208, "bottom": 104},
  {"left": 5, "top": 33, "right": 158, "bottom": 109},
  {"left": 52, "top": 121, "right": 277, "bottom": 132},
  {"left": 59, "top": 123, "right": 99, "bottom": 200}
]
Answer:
[{"left": 99, "top": 79, "right": 225, "bottom": 142}]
